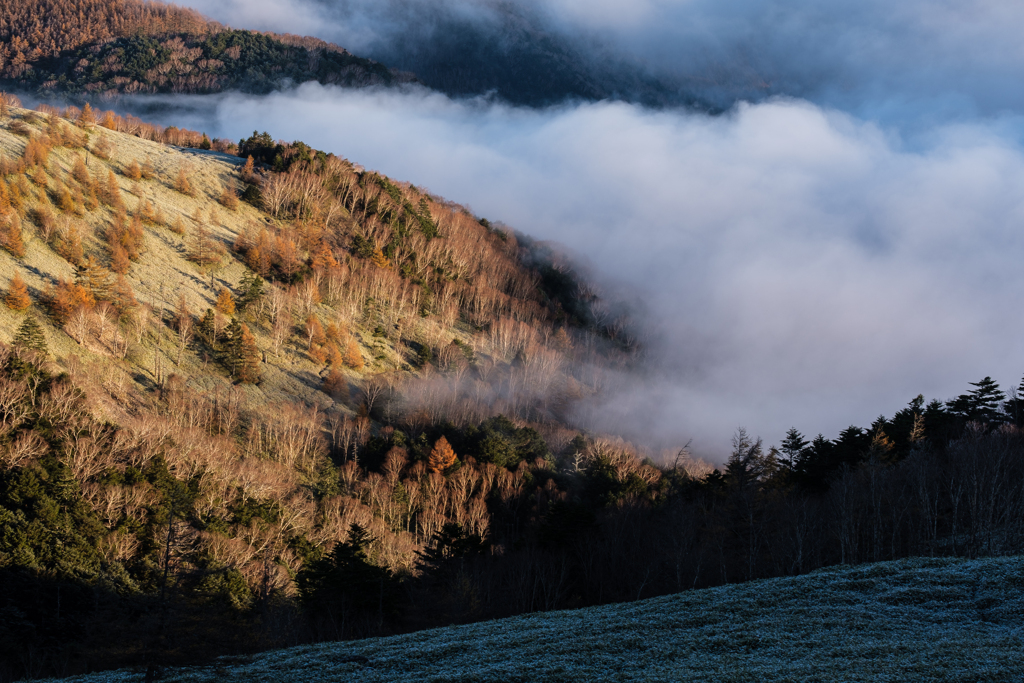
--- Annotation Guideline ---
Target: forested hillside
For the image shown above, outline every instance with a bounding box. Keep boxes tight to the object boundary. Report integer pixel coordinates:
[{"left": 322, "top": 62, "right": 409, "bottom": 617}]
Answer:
[
  {"left": 0, "top": 0, "right": 412, "bottom": 97},
  {"left": 3, "top": 96, "right": 1024, "bottom": 683}
]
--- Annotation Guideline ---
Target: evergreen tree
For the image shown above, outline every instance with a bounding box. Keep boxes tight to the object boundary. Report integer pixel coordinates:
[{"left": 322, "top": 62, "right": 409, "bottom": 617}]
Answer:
[
  {"left": 237, "top": 272, "right": 265, "bottom": 313},
  {"left": 778, "top": 428, "right": 808, "bottom": 471},
  {"left": 296, "top": 523, "right": 399, "bottom": 638},
  {"left": 1006, "top": 377, "right": 1024, "bottom": 426},
  {"left": 13, "top": 316, "right": 47, "bottom": 355},
  {"left": 946, "top": 376, "right": 1006, "bottom": 423},
  {"left": 198, "top": 308, "right": 216, "bottom": 346}
]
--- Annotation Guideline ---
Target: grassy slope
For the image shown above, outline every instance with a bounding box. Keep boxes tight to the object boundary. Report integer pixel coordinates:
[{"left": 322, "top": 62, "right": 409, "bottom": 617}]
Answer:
[
  {"left": 39, "top": 555, "right": 1024, "bottom": 682},
  {"left": 0, "top": 106, "right": 409, "bottom": 416}
]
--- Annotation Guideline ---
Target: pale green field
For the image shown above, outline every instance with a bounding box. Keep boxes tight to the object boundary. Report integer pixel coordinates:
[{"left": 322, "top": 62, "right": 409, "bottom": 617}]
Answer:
[{"left": 41, "top": 555, "right": 1024, "bottom": 682}]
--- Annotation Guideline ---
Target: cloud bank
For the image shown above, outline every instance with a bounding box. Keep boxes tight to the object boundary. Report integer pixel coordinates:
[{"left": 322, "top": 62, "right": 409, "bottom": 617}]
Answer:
[
  {"left": 127, "top": 83, "right": 1024, "bottom": 458},
  {"left": 114, "top": 0, "right": 1024, "bottom": 458},
  {"left": 180, "top": 0, "right": 1024, "bottom": 119}
]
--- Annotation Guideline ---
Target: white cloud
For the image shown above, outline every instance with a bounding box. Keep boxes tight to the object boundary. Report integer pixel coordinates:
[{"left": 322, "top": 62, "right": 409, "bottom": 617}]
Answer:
[{"left": 131, "top": 84, "right": 1024, "bottom": 458}]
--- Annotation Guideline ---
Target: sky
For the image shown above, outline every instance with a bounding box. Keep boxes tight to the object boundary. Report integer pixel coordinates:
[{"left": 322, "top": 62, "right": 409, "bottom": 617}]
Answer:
[{"left": 140, "top": 0, "right": 1024, "bottom": 459}]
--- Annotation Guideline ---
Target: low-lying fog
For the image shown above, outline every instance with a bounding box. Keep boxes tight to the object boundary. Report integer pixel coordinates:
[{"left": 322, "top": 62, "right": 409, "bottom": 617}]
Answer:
[{"left": 116, "top": 0, "right": 1024, "bottom": 459}]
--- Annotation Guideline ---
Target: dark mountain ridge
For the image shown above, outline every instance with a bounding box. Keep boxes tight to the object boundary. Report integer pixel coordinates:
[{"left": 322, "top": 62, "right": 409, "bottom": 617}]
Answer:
[{"left": 0, "top": 0, "right": 414, "bottom": 99}]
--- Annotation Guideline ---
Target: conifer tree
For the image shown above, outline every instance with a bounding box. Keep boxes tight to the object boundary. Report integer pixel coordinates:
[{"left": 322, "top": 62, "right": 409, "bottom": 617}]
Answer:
[
  {"left": 77, "top": 103, "right": 96, "bottom": 128},
  {"left": 428, "top": 436, "right": 457, "bottom": 473},
  {"left": 198, "top": 308, "right": 217, "bottom": 346},
  {"left": 105, "top": 169, "right": 122, "bottom": 207},
  {"left": 111, "top": 275, "right": 137, "bottom": 313},
  {"left": 174, "top": 167, "right": 193, "bottom": 196},
  {"left": 215, "top": 288, "right": 235, "bottom": 315},
  {"left": 323, "top": 367, "right": 347, "bottom": 398},
  {"left": 126, "top": 160, "right": 142, "bottom": 181},
  {"left": 0, "top": 212, "right": 25, "bottom": 258},
  {"left": 77, "top": 255, "right": 113, "bottom": 300},
  {"left": 236, "top": 324, "right": 261, "bottom": 384},
  {"left": 5, "top": 272, "right": 31, "bottom": 311},
  {"left": 110, "top": 242, "right": 131, "bottom": 275},
  {"left": 343, "top": 338, "right": 364, "bottom": 369},
  {"left": 13, "top": 316, "right": 47, "bottom": 355}
]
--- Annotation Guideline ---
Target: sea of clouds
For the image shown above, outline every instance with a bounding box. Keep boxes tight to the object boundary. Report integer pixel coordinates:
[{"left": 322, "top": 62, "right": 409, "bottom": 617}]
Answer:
[{"left": 137, "top": 0, "right": 1024, "bottom": 459}]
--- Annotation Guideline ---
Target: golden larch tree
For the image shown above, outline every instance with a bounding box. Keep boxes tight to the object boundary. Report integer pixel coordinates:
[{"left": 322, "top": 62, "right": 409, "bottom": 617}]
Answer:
[
  {"left": 216, "top": 287, "right": 235, "bottom": 315},
  {"left": 428, "top": 436, "right": 457, "bottom": 473},
  {"left": 343, "top": 338, "right": 364, "bottom": 369},
  {"left": 5, "top": 272, "right": 31, "bottom": 311}
]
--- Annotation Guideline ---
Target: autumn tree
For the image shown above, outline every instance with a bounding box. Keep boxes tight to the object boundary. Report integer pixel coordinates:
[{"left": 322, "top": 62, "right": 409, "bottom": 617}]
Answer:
[
  {"left": 105, "top": 169, "right": 122, "bottom": 207},
  {"left": 323, "top": 367, "right": 347, "bottom": 398},
  {"left": 0, "top": 211, "right": 25, "bottom": 257},
  {"left": 77, "top": 103, "right": 96, "bottom": 128},
  {"left": 126, "top": 160, "right": 143, "bottom": 181},
  {"left": 5, "top": 272, "right": 31, "bottom": 311},
  {"left": 305, "top": 314, "right": 325, "bottom": 350},
  {"left": 344, "top": 338, "right": 364, "bottom": 370},
  {"left": 428, "top": 436, "right": 457, "bottom": 473},
  {"left": 110, "top": 242, "right": 131, "bottom": 275},
  {"left": 219, "top": 185, "right": 239, "bottom": 210},
  {"left": 233, "top": 323, "right": 261, "bottom": 383},
  {"left": 77, "top": 255, "right": 113, "bottom": 301},
  {"left": 216, "top": 288, "right": 235, "bottom": 315},
  {"left": 174, "top": 167, "right": 193, "bottom": 196}
]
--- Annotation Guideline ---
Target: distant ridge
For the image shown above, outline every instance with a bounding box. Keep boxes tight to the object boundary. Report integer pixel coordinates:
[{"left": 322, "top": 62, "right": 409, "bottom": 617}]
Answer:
[{"left": 0, "top": 0, "right": 414, "bottom": 98}]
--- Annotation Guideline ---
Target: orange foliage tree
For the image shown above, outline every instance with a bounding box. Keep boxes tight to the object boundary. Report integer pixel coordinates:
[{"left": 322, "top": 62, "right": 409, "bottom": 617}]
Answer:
[
  {"left": 428, "top": 436, "right": 457, "bottom": 473},
  {"left": 5, "top": 272, "right": 31, "bottom": 310}
]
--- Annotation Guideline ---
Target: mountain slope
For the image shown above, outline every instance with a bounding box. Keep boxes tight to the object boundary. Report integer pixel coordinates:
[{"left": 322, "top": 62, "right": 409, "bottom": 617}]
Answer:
[
  {"left": 0, "top": 0, "right": 413, "bottom": 98},
  {"left": 39, "top": 554, "right": 1024, "bottom": 682}
]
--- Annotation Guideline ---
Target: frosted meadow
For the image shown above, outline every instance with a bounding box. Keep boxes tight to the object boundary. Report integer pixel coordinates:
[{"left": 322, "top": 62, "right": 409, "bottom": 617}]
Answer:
[{"left": 42, "top": 555, "right": 1024, "bottom": 682}]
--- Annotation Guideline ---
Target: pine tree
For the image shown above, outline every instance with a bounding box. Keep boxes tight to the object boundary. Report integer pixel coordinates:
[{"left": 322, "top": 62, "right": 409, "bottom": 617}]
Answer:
[
  {"left": 13, "top": 316, "right": 47, "bottom": 355},
  {"left": 5, "top": 272, "right": 31, "bottom": 311},
  {"left": 428, "top": 436, "right": 457, "bottom": 473},
  {"left": 198, "top": 308, "right": 216, "bottom": 346},
  {"left": 779, "top": 428, "right": 808, "bottom": 471},
  {"left": 237, "top": 272, "right": 265, "bottom": 313},
  {"left": 215, "top": 288, "right": 235, "bottom": 315},
  {"left": 946, "top": 376, "right": 1006, "bottom": 423}
]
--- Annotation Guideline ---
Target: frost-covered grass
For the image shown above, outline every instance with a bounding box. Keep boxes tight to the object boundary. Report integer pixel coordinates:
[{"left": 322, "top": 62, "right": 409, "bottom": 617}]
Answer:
[{"left": 40, "top": 555, "right": 1024, "bottom": 682}]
